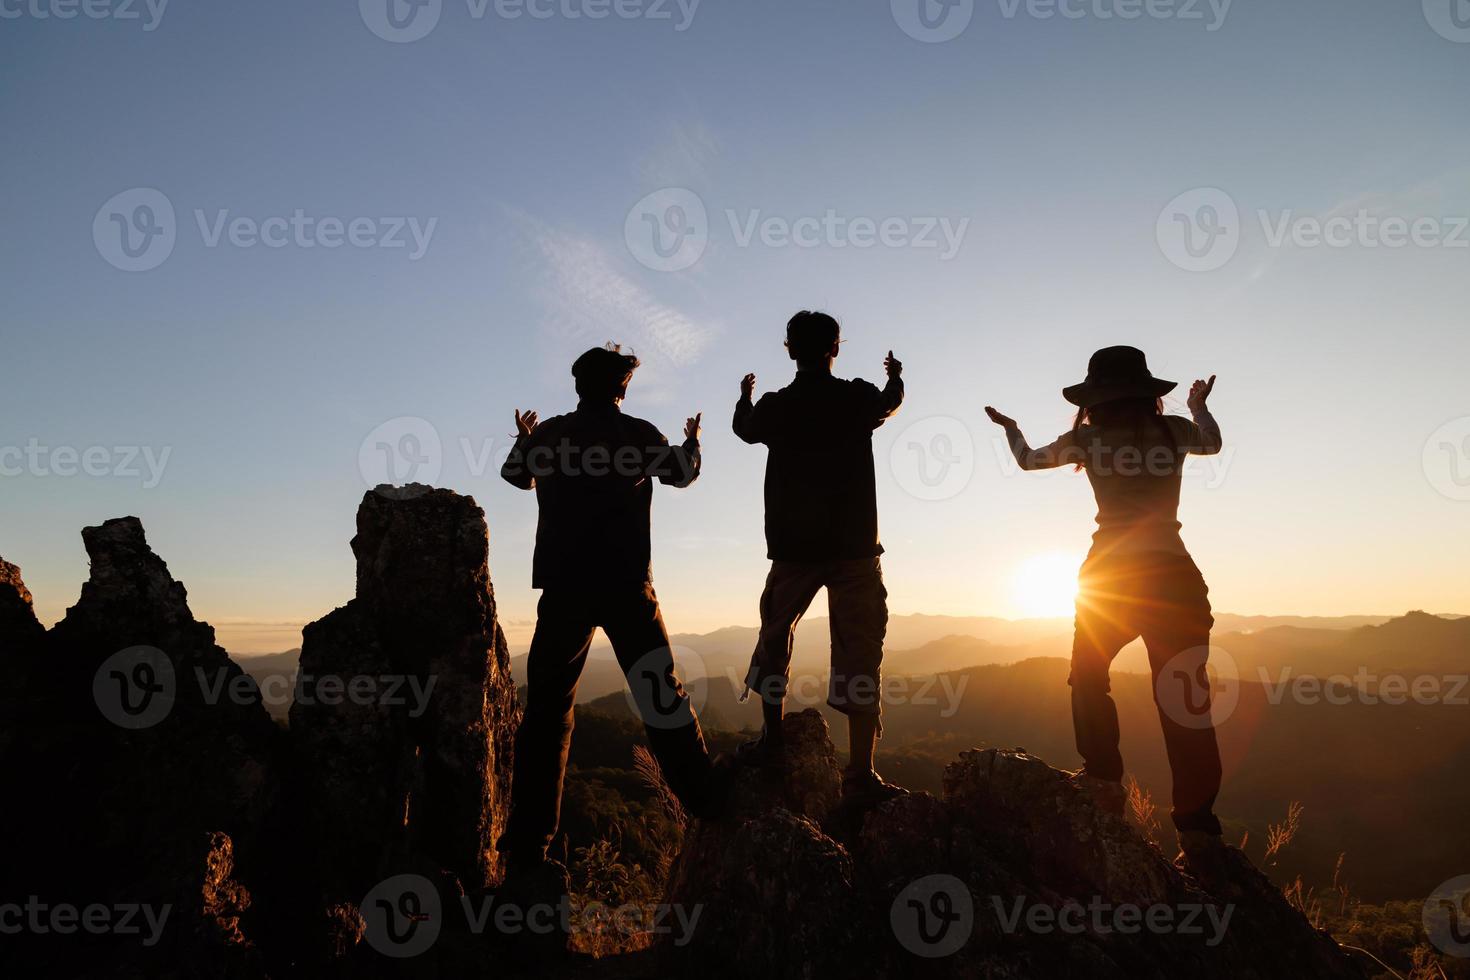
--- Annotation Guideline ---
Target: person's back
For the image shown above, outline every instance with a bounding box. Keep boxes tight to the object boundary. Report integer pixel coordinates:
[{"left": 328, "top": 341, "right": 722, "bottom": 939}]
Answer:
[
  {"left": 1069, "top": 411, "right": 1219, "bottom": 556},
  {"left": 508, "top": 404, "right": 696, "bottom": 588},
  {"left": 739, "top": 371, "right": 893, "bottom": 562}
]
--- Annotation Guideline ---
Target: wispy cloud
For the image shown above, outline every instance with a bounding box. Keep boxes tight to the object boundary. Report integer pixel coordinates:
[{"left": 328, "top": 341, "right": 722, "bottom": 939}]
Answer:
[
  {"left": 517, "top": 213, "right": 717, "bottom": 379},
  {"left": 638, "top": 120, "right": 720, "bottom": 189}
]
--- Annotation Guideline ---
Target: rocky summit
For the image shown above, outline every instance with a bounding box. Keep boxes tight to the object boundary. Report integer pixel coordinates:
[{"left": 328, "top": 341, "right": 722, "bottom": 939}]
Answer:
[{"left": 0, "top": 488, "right": 1366, "bottom": 979}]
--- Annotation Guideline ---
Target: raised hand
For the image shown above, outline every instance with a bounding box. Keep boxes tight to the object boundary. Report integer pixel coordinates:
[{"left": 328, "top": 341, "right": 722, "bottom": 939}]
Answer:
[
  {"left": 884, "top": 350, "right": 902, "bottom": 380},
  {"left": 684, "top": 413, "right": 702, "bottom": 441},
  {"left": 984, "top": 406, "right": 1017, "bottom": 429},
  {"left": 740, "top": 373, "right": 756, "bottom": 400},
  {"left": 514, "top": 409, "right": 539, "bottom": 438},
  {"left": 1187, "top": 376, "right": 1217, "bottom": 414}
]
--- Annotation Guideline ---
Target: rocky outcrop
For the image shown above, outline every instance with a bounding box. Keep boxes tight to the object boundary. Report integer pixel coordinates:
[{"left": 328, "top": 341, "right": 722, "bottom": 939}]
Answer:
[
  {"left": 0, "top": 521, "right": 279, "bottom": 978},
  {"left": 664, "top": 710, "right": 1366, "bottom": 980},
  {"left": 290, "top": 485, "right": 520, "bottom": 960},
  {"left": 2, "top": 499, "right": 1370, "bottom": 980}
]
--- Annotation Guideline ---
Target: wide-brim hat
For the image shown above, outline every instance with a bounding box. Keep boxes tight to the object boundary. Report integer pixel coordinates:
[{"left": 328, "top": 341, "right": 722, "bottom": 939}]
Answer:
[{"left": 1062, "top": 346, "right": 1176, "bottom": 408}]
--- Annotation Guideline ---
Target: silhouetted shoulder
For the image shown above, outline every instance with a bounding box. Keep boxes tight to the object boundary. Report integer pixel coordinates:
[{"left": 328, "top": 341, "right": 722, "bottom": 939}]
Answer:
[
  {"left": 1164, "top": 415, "right": 1205, "bottom": 451},
  {"left": 622, "top": 414, "right": 669, "bottom": 445}
]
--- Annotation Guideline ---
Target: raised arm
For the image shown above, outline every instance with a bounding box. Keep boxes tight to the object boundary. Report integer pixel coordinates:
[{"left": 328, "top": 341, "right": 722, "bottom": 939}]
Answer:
[
  {"left": 732, "top": 373, "right": 766, "bottom": 445},
  {"left": 985, "top": 407, "right": 1078, "bottom": 471},
  {"left": 871, "top": 350, "right": 904, "bottom": 427},
  {"left": 652, "top": 415, "right": 702, "bottom": 488},
  {"left": 499, "top": 409, "right": 540, "bottom": 490},
  {"left": 1186, "top": 375, "right": 1222, "bottom": 455}
]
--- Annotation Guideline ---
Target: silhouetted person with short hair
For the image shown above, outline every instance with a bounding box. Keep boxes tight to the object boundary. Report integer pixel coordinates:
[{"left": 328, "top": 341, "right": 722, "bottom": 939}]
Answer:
[
  {"left": 986, "top": 346, "right": 1226, "bottom": 858},
  {"left": 497, "top": 344, "right": 721, "bottom": 883},
  {"left": 734, "top": 311, "right": 907, "bottom": 806}
]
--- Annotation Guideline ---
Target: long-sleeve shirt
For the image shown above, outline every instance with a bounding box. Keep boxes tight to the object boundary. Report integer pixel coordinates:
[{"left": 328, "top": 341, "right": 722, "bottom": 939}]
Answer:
[
  {"left": 733, "top": 370, "right": 903, "bottom": 562},
  {"left": 501, "top": 400, "right": 699, "bottom": 589},
  {"left": 1003, "top": 409, "right": 1221, "bottom": 558}
]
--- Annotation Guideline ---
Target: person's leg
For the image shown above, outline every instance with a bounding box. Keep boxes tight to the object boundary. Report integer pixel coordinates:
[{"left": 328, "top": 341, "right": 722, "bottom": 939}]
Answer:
[
  {"left": 743, "top": 561, "right": 825, "bottom": 746},
  {"left": 1139, "top": 557, "right": 1223, "bottom": 835},
  {"left": 1069, "top": 559, "right": 1139, "bottom": 785},
  {"left": 603, "top": 582, "right": 715, "bottom": 810},
  {"left": 498, "top": 589, "right": 596, "bottom": 868},
  {"left": 826, "top": 557, "right": 889, "bottom": 774}
]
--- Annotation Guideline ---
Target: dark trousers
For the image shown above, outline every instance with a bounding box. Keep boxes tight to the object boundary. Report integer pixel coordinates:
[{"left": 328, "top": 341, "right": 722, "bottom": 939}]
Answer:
[
  {"left": 498, "top": 582, "right": 711, "bottom": 864},
  {"left": 1069, "top": 551, "right": 1223, "bottom": 834},
  {"left": 743, "top": 557, "right": 888, "bottom": 719}
]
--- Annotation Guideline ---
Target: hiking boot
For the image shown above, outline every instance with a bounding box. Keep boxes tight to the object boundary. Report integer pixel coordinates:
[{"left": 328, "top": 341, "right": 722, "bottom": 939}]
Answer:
[
  {"left": 1069, "top": 768, "right": 1126, "bottom": 819},
  {"left": 1175, "top": 829, "right": 1231, "bottom": 879},
  {"left": 841, "top": 767, "right": 909, "bottom": 808},
  {"left": 735, "top": 729, "right": 787, "bottom": 768}
]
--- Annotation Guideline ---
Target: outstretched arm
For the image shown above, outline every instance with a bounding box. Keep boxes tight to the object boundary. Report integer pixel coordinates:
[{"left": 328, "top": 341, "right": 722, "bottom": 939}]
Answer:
[
  {"left": 1186, "top": 376, "right": 1222, "bottom": 455},
  {"left": 499, "top": 409, "right": 539, "bottom": 490},
  {"left": 985, "top": 407, "right": 1077, "bottom": 471}
]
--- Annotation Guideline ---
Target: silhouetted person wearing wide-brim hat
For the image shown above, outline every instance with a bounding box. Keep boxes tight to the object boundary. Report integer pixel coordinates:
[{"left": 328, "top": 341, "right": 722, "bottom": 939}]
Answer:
[
  {"left": 986, "top": 345, "right": 1228, "bottom": 863},
  {"left": 733, "top": 311, "right": 908, "bottom": 807},
  {"left": 496, "top": 344, "right": 725, "bottom": 891}
]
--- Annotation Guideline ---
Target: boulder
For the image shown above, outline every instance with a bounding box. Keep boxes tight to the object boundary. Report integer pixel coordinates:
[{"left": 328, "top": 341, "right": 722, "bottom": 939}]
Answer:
[{"left": 290, "top": 485, "right": 520, "bottom": 955}]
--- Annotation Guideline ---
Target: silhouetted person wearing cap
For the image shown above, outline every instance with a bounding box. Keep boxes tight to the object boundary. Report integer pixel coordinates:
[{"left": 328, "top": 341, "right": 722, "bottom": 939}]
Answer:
[
  {"left": 733, "top": 311, "right": 908, "bottom": 806},
  {"left": 985, "top": 346, "right": 1227, "bottom": 862},
  {"left": 497, "top": 344, "right": 722, "bottom": 885}
]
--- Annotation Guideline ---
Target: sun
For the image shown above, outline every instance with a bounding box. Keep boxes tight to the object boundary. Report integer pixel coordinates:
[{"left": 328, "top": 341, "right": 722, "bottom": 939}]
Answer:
[{"left": 1012, "top": 552, "right": 1082, "bottom": 618}]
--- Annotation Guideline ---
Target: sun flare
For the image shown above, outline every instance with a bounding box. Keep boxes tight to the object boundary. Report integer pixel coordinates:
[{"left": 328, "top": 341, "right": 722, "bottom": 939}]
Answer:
[{"left": 1012, "top": 552, "right": 1082, "bottom": 619}]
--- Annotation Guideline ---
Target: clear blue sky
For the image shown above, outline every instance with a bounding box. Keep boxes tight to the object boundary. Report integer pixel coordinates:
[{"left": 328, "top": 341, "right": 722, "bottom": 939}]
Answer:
[{"left": 4, "top": 0, "right": 1468, "bottom": 652}]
